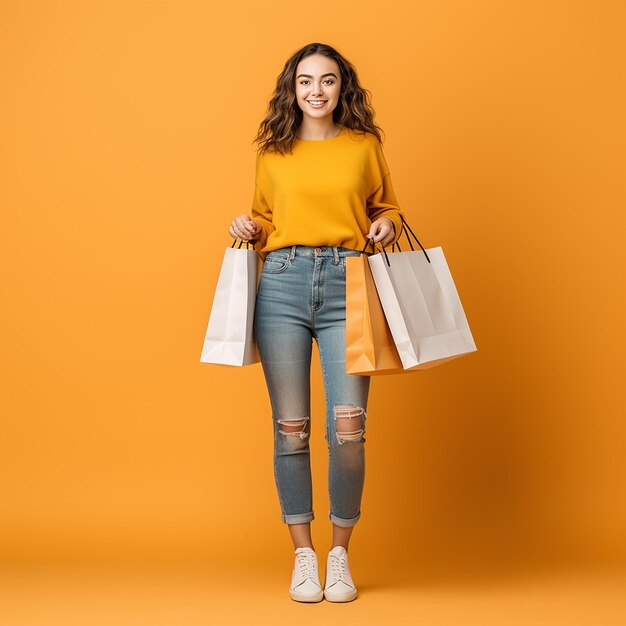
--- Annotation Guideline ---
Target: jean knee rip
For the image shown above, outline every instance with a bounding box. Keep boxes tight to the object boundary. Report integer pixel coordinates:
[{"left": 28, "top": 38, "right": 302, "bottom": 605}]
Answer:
[
  {"left": 334, "top": 404, "right": 366, "bottom": 445},
  {"left": 277, "top": 416, "right": 310, "bottom": 439}
]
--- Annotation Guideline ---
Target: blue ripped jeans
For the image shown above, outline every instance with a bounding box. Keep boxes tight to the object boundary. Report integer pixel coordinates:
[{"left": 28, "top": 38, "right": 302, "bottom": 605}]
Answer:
[{"left": 253, "top": 245, "right": 371, "bottom": 528}]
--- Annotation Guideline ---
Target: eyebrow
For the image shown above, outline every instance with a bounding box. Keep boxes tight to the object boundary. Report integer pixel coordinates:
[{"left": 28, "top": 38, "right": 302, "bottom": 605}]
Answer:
[{"left": 296, "top": 72, "right": 338, "bottom": 79}]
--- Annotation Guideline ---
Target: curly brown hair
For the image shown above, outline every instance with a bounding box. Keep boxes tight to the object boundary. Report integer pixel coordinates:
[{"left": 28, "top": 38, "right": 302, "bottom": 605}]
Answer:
[{"left": 252, "top": 42, "right": 386, "bottom": 156}]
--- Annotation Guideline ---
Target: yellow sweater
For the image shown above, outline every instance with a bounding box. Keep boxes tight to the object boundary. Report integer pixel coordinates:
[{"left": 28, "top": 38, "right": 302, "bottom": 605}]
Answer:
[{"left": 250, "top": 125, "right": 405, "bottom": 259}]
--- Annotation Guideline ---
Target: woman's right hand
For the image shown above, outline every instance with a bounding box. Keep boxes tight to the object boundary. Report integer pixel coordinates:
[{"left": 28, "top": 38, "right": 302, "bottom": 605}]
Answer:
[{"left": 229, "top": 214, "right": 262, "bottom": 241}]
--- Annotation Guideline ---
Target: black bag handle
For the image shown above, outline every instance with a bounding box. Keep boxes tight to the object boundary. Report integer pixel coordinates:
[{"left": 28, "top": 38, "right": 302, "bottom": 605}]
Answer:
[
  {"left": 360, "top": 237, "right": 392, "bottom": 266},
  {"left": 231, "top": 237, "right": 253, "bottom": 249},
  {"left": 399, "top": 214, "right": 431, "bottom": 263},
  {"left": 360, "top": 238, "right": 375, "bottom": 254},
  {"left": 363, "top": 239, "right": 401, "bottom": 253},
  {"left": 360, "top": 215, "right": 429, "bottom": 267}
]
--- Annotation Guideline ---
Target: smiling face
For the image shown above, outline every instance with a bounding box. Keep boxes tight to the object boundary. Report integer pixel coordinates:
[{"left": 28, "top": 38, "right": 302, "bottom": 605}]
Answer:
[{"left": 294, "top": 53, "right": 342, "bottom": 121}]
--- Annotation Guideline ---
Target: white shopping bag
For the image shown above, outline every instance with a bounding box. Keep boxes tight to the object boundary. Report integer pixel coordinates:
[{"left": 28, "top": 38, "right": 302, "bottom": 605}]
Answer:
[
  {"left": 200, "top": 240, "right": 260, "bottom": 366},
  {"left": 367, "top": 218, "right": 477, "bottom": 369}
]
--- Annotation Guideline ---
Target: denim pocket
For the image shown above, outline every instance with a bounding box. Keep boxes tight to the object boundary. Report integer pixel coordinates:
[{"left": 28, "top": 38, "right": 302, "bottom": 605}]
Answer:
[{"left": 262, "top": 253, "right": 290, "bottom": 274}]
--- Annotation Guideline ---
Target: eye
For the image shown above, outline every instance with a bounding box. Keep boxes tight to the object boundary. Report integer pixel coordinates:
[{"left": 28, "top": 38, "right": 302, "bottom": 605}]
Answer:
[{"left": 299, "top": 79, "right": 335, "bottom": 86}]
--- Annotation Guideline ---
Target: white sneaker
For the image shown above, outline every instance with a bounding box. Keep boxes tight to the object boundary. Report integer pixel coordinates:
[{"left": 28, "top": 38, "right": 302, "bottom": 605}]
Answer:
[
  {"left": 289, "top": 547, "right": 323, "bottom": 602},
  {"left": 324, "top": 545, "right": 358, "bottom": 602}
]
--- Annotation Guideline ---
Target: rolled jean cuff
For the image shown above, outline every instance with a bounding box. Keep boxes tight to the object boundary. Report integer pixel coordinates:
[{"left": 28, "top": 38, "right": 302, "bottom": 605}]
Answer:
[
  {"left": 283, "top": 510, "right": 315, "bottom": 524},
  {"left": 329, "top": 510, "right": 361, "bottom": 527}
]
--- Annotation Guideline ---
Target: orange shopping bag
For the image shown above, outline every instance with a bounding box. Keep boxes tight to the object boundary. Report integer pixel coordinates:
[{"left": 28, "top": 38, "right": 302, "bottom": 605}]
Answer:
[{"left": 345, "top": 240, "right": 409, "bottom": 376}]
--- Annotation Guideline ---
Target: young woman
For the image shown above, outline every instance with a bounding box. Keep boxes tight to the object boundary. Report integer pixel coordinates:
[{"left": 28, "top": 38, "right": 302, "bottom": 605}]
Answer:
[{"left": 229, "top": 42, "right": 404, "bottom": 603}]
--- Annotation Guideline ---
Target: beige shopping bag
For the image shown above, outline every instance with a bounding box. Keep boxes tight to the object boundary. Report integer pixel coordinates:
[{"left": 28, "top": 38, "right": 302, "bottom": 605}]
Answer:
[
  {"left": 200, "top": 239, "right": 260, "bottom": 366},
  {"left": 368, "top": 217, "right": 477, "bottom": 370}
]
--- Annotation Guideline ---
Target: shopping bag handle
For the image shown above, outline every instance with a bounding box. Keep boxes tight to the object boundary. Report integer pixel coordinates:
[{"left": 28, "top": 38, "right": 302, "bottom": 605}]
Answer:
[
  {"left": 359, "top": 215, "right": 430, "bottom": 267},
  {"left": 230, "top": 238, "right": 253, "bottom": 249},
  {"left": 360, "top": 237, "right": 393, "bottom": 267},
  {"left": 360, "top": 238, "right": 401, "bottom": 255},
  {"left": 360, "top": 238, "right": 373, "bottom": 254},
  {"left": 399, "top": 214, "right": 431, "bottom": 263}
]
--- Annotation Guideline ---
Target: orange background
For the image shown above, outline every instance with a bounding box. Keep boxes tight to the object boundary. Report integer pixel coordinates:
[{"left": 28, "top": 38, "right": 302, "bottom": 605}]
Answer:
[{"left": 1, "top": 0, "right": 625, "bottom": 623}]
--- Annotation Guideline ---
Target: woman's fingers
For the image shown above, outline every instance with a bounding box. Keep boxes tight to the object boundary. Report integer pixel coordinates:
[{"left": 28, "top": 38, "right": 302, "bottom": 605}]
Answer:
[
  {"left": 229, "top": 224, "right": 244, "bottom": 239},
  {"left": 230, "top": 215, "right": 260, "bottom": 240},
  {"left": 235, "top": 216, "right": 250, "bottom": 233},
  {"left": 368, "top": 220, "right": 394, "bottom": 247},
  {"left": 242, "top": 217, "right": 260, "bottom": 233},
  {"left": 230, "top": 223, "right": 251, "bottom": 240}
]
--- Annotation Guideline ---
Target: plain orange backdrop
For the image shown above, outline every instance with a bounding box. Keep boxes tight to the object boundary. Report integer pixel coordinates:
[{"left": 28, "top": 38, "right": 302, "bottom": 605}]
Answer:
[{"left": 1, "top": 0, "right": 625, "bottom": 584}]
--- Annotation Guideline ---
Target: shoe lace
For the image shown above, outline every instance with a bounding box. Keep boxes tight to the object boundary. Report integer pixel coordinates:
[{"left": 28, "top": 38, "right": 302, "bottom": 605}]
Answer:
[
  {"left": 329, "top": 553, "right": 349, "bottom": 582},
  {"left": 297, "top": 552, "right": 317, "bottom": 579}
]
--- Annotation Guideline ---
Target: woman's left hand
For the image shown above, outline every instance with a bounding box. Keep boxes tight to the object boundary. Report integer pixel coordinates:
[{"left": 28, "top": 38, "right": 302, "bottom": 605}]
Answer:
[{"left": 366, "top": 217, "right": 396, "bottom": 247}]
